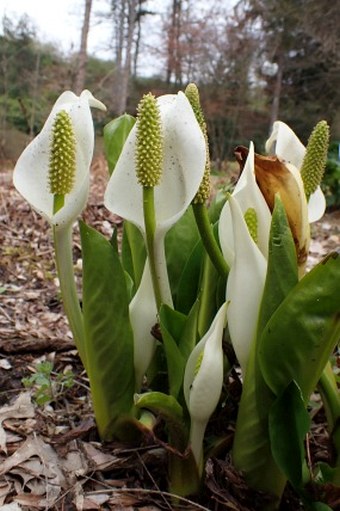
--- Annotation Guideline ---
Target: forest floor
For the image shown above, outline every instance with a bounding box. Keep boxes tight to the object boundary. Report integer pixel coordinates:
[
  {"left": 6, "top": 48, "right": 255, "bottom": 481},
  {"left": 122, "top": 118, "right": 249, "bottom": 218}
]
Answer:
[{"left": 0, "top": 158, "right": 339, "bottom": 511}]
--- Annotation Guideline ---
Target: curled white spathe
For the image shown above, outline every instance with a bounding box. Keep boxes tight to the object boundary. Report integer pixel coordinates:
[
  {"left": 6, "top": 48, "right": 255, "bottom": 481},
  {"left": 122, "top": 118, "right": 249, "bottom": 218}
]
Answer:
[
  {"left": 225, "top": 195, "right": 267, "bottom": 374},
  {"left": 183, "top": 301, "right": 227, "bottom": 467},
  {"left": 184, "top": 301, "right": 227, "bottom": 422},
  {"left": 13, "top": 90, "right": 106, "bottom": 229},
  {"left": 218, "top": 142, "right": 271, "bottom": 267}
]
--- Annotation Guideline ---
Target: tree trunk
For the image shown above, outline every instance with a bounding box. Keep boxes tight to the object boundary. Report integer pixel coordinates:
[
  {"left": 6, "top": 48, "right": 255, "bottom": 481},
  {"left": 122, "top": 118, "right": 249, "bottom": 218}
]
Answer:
[
  {"left": 113, "top": 0, "right": 137, "bottom": 115},
  {"left": 29, "top": 49, "right": 41, "bottom": 139},
  {"left": 74, "top": 0, "right": 92, "bottom": 95},
  {"left": 166, "top": 0, "right": 182, "bottom": 86},
  {"left": 269, "top": 52, "right": 283, "bottom": 131}
]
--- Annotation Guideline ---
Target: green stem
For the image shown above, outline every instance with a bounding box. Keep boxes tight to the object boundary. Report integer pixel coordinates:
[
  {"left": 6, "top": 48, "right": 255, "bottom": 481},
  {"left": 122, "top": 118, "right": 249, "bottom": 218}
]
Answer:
[
  {"left": 318, "top": 361, "right": 340, "bottom": 482},
  {"left": 143, "top": 186, "right": 173, "bottom": 309},
  {"left": 189, "top": 419, "right": 207, "bottom": 476},
  {"left": 193, "top": 203, "right": 229, "bottom": 279},
  {"left": 318, "top": 362, "right": 340, "bottom": 431},
  {"left": 197, "top": 253, "right": 218, "bottom": 337},
  {"left": 53, "top": 225, "right": 87, "bottom": 369}
]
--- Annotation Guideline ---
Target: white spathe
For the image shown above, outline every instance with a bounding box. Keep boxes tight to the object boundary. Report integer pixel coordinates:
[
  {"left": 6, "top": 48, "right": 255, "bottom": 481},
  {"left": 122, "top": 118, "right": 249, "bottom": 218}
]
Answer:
[
  {"left": 184, "top": 302, "right": 227, "bottom": 467},
  {"left": 218, "top": 142, "right": 271, "bottom": 267},
  {"left": 225, "top": 195, "right": 267, "bottom": 374},
  {"left": 104, "top": 92, "right": 206, "bottom": 238},
  {"left": 13, "top": 90, "right": 106, "bottom": 229}
]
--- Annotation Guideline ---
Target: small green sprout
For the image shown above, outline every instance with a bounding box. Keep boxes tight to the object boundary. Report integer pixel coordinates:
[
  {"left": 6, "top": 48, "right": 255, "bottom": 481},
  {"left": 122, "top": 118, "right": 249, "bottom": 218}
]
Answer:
[{"left": 22, "top": 361, "right": 75, "bottom": 406}]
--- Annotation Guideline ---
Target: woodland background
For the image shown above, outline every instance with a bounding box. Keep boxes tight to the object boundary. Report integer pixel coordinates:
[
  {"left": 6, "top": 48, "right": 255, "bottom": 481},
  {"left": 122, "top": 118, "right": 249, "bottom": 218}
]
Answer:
[
  {"left": 1, "top": 0, "right": 340, "bottom": 187},
  {"left": 0, "top": 2, "right": 340, "bottom": 509}
]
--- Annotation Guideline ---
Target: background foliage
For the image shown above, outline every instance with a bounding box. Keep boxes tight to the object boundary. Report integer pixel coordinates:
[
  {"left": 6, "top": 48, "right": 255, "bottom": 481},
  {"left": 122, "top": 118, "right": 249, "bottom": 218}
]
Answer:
[{"left": 1, "top": 0, "right": 339, "bottom": 203}]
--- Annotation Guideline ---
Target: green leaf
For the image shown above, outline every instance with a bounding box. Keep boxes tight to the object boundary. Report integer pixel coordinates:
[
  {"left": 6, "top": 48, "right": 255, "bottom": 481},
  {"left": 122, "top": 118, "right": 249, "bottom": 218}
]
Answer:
[
  {"left": 176, "top": 239, "right": 204, "bottom": 314},
  {"left": 135, "top": 391, "right": 187, "bottom": 444},
  {"left": 316, "top": 462, "right": 339, "bottom": 484},
  {"left": 80, "top": 221, "right": 135, "bottom": 440},
  {"left": 310, "top": 503, "right": 333, "bottom": 511},
  {"left": 257, "top": 196, "right": 298, "bottom": 337},
  {"left": 159, "top": 299, "right": 201, "bottom": 399},
  {"left": 179, "top": 298, "right": 200, "bottom": 360},
  {"left": 121, "top": 221, "right": 146, "bottom": 293},
  {"left": 259, "top": 252, "right": 340, "bottom": 401},
  {"left": 232, "top": 342, "right": 286, "bottom": 500},
  {"left": 269, "top": 381, "right": 310, "bottom": 489},
  {"left": 159, "top": 305, "right": 186, "bottom": 398},
  {"left": 165, "top": 206, "right": 200, "bottom": 301},
  {"left": 197, "top": 252, "right": 221, "bottom": 337},
  {"left": 103, "top": 114, "right": 136, "bottom": 175}
]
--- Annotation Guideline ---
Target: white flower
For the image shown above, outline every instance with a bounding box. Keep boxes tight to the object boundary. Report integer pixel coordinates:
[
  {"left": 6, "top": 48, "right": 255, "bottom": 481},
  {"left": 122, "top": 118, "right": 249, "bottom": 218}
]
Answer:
[
  {"left": 184, "top": 302, "right": 227, "bottom": 468},
  {"left": 225, "top": 195, "right": 267, "bottom": 374},
  {"left": 218, "top": 142, "right": 271, "bottom": 267},
  {"left": 13, "top": 90, "right": 106, "bottom": 229},
  {"left": 104, "top": 92, "right": 205, "bottom": 236}
]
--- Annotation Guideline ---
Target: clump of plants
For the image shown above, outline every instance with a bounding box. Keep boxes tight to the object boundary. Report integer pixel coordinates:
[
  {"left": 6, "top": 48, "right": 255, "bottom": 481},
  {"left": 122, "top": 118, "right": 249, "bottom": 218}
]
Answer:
[{"left": 13, "top": 87, "right": 340, "bottom": 510}]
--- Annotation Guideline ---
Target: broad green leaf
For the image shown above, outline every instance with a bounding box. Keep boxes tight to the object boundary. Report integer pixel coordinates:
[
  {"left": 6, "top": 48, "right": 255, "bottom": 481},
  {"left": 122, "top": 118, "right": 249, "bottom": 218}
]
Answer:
[
  {"left": 259, "top": 252, "right": 340, "bottom": 401},
  {"left": 232, "top": 341, "right": 286, "bottom": 500},
  {"left": 176, "top": 239, "right": 204, "bottom": 314},
  {"left": 80, "top": 221, "right": 135, "bottom": 440},
  {"left": 121, "top": 220, "right": 146, "bottom": 293},
  {"left": 159, "top": 300, "right": 200, "bottom": 399},
  {"left": 269, "top": 381, "right": 310, "bottom": 489},
  {"left": 159, "top": 305, "right": 186, "bottom": 398},
  {"left": 197, "top": 253, "right": 221, "bottom": 337},
  {"left": 165, "top": 206, "right": 200, "bottom": 300},
  {"left": 179, "top": 298, "right": 200, "bottom": 360},
  {"left": 103, "top": 114, "right": 135, "bottom": 174},
  {"left": 257, "top": 196, "right": 298, "bottom": 336}
]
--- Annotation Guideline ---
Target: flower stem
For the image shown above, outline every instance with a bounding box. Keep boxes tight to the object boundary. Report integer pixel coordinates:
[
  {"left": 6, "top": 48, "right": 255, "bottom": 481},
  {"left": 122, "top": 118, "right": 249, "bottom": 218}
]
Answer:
[
  {"left": 318, "top": 361, "right": 340, "bottom": 484},
  {"left": 53, "top": 225, "right": 87, "bottom": 369},
  {"left": 143, "top": 186, "right": 173, "bottom": 309},
  {"left": 189, "top": 419, "right": 207, "bottom": 476},
  {"left": 193, "top": 203, "right": 229, "bottom": 278}
]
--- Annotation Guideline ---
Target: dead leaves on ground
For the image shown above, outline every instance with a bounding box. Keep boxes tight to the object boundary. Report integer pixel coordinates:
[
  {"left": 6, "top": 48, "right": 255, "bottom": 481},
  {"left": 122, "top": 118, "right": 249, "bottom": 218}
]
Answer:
[
  {"left": 0, "top": 392, "right": 172, "bottom": 510},
  {"left": 1, "top": 160, "right": 339, "bottom": 510}
]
